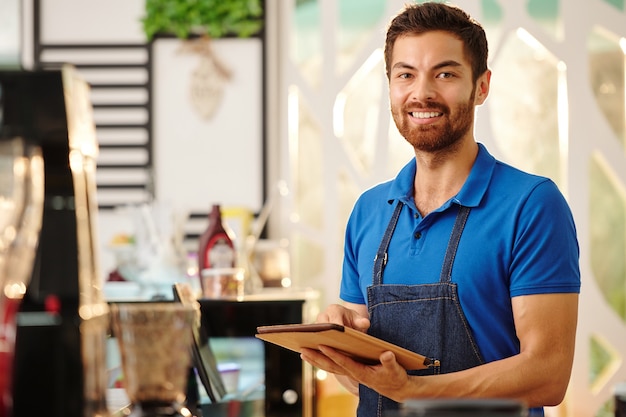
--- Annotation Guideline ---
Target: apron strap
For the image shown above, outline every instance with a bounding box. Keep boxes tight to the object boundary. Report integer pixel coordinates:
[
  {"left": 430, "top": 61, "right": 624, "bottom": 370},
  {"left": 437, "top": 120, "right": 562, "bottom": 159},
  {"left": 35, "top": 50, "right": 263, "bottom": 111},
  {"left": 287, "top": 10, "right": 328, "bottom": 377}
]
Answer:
[
  {"left": 440, "top": 205, "right": 471, "bottom": 283},
  {"left": 373, "top": 201, "right": 404, "bottom": 286}
]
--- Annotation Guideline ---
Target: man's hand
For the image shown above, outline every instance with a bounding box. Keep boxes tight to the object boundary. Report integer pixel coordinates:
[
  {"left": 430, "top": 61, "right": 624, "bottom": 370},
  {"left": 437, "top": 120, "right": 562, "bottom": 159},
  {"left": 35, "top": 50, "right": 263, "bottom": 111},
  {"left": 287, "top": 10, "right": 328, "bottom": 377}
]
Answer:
[
  {"left": 301, "top": 302, "right": 374, "bottom": 395},
  {"left": 300, "top": 345, "right": 411, "bottom": 402},
  {"left": 316, "top": 303, "right": 370, "bottom": 332}
]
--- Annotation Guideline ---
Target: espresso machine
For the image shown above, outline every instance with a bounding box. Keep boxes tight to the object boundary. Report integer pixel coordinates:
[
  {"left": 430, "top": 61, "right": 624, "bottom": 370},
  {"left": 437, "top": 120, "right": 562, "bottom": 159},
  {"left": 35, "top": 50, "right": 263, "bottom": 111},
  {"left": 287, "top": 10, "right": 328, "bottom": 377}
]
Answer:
[
  {"left": 0, "top": 86, "right": 45, "bottom": 416},
  {"left": 0, "top": 66, "right": 109, "bottom": 417}
]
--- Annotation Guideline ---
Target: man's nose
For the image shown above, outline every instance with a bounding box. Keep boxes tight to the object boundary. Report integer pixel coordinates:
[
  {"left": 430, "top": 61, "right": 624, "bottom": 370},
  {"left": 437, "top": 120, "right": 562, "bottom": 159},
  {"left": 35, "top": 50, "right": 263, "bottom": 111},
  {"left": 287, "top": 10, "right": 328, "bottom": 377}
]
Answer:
[{"left": 410, "top": 76, "right": 436, "bottom": 102}]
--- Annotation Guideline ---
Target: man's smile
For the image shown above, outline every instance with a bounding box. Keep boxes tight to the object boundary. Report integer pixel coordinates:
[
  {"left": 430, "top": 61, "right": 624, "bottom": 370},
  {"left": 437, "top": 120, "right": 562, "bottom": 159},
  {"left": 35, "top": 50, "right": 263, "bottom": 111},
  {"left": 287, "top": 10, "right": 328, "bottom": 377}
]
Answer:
[{"left": 410, "top": 111, "right": 443, "bottom": 119}]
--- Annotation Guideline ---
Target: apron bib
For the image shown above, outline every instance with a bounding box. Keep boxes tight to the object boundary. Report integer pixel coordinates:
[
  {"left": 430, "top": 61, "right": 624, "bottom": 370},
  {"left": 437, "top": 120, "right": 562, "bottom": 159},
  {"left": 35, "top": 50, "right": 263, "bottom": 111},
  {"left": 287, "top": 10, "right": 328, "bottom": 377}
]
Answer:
[{"left": 358, "top": 202, "right": 484, "bottom": 417}]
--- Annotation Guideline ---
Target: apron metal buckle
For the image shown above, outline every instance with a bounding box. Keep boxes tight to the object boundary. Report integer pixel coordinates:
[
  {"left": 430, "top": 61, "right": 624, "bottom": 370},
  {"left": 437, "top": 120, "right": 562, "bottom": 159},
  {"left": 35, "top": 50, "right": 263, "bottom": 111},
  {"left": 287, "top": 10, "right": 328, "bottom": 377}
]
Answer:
[
  {"left": 425, "top": 358, "right": 441, "bottom": 369},
  {"left": 374, "top": 253, "right": 388, "bottom": 265}
]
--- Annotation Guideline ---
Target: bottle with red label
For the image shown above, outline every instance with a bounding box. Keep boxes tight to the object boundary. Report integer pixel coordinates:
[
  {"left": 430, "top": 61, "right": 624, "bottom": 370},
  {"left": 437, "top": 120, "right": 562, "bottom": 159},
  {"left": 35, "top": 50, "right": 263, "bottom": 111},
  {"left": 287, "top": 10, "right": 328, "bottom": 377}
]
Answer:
[{"left": 198, "top": 204, "right": 236, "bottom": 272}]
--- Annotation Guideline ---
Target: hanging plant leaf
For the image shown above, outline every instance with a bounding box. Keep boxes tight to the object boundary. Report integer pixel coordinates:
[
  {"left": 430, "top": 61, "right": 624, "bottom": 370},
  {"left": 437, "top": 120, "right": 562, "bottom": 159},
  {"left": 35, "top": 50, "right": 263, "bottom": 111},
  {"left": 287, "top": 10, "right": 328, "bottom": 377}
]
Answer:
[{"left": 142, "top": 0, "right": 264, "bottom": 40}]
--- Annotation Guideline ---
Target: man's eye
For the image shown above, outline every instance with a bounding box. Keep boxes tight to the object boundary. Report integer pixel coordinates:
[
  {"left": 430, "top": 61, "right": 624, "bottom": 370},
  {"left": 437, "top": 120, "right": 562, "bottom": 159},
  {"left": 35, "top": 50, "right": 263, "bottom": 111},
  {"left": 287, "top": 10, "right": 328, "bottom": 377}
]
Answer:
[
  {"left": 437, "top": 72, "right": 453, "bottom": 79},
  {"left": 399, "top": 73, "right": 412, "bottom": 79}
]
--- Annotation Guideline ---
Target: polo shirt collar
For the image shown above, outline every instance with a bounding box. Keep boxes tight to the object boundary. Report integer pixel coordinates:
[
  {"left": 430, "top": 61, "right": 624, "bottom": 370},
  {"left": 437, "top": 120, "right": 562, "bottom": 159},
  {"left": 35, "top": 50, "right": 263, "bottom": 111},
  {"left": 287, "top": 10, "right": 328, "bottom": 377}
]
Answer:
[{"left": 386, "top": 142, "right": 495, "bottom": 209}]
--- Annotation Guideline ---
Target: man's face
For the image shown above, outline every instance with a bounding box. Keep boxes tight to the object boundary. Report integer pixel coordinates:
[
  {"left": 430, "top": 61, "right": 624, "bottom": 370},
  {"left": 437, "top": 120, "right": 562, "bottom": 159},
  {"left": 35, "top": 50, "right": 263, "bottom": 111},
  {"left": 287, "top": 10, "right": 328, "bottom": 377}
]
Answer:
[{"left": 388, "top": 31, "right": 489, "bottom": 153}]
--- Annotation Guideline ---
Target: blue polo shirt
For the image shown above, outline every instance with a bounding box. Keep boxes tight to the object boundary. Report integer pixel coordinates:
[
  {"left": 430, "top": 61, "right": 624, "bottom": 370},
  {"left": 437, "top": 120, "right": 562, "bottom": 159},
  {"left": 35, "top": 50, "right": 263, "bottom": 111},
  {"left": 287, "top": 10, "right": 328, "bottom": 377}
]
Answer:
[{"left": 340, "top": 143, "right": 580, "bottom": 363}]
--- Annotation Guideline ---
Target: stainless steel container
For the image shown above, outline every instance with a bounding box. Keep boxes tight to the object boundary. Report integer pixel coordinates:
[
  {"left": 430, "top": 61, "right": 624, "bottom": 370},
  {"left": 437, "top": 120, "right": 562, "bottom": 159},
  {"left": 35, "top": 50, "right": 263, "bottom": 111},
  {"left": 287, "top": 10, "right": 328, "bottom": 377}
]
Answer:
[{"left": 389, "top": 399, "right": 527, "bottom": 417}]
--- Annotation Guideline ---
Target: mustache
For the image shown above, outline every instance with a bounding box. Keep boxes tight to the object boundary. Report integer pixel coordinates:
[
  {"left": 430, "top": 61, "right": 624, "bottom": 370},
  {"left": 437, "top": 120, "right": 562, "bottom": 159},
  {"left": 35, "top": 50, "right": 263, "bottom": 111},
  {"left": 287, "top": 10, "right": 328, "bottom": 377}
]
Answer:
[{"left": 403, "top": 102, "right": 449, "bottom": 113}]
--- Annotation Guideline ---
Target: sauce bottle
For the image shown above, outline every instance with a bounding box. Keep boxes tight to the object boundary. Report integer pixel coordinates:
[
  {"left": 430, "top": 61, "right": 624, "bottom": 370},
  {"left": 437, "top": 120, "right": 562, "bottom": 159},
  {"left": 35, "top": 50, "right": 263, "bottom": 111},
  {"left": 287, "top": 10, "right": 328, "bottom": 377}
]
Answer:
[{"left": 197, "top": 204, "right": 236, "bottom": 272}]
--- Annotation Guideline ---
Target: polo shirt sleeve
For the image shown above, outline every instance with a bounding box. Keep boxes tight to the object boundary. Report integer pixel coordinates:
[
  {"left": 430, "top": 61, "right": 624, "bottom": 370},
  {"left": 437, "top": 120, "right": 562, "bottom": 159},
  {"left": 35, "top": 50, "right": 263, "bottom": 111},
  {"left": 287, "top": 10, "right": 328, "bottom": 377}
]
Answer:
[
  {"left": 509, "top": 179, "right": 581, "bottom": 297},
  {"left": 340, "top": 201, "right": 368, "bottom": 305}
]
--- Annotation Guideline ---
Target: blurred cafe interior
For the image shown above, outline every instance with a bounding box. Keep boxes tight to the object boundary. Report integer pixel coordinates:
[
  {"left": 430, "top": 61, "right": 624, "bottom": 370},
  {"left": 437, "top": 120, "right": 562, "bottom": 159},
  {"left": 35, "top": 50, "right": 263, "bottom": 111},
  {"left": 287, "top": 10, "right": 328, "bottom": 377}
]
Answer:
[{"left": 1, "top": 0, "right": 626, "bottom": 416}]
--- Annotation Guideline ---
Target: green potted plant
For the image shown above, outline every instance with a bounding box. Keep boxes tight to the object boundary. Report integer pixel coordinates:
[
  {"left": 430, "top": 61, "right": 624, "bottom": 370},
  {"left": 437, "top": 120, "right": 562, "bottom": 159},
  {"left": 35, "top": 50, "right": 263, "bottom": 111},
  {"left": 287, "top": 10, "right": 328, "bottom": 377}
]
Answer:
[{"left": 142, "top": 0, "right": 264, "bottom": 40}]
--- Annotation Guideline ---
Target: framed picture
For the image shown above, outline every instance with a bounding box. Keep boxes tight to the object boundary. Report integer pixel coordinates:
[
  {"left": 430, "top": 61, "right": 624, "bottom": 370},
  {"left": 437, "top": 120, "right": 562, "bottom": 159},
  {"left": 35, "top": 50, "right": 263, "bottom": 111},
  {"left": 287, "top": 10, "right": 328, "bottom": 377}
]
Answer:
[{"left": 152, "top": 37, "right": 264, "bottom": 214}]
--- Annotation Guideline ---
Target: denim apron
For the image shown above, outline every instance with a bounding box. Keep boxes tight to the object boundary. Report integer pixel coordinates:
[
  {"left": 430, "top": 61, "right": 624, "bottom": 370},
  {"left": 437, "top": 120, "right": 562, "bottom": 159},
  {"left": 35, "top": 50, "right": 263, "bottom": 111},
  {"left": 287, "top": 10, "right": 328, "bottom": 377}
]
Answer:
[{"left": 357, "top": 202, "right": 484, "bottom": 417}]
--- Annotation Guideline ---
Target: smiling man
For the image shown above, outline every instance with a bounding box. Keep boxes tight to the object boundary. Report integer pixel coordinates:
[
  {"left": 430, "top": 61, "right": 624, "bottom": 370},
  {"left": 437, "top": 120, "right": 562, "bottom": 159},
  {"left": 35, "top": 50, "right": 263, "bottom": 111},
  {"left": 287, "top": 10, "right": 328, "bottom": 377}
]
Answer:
[{"left": 299, "top": 3, "right": 580, "bottom": 417}]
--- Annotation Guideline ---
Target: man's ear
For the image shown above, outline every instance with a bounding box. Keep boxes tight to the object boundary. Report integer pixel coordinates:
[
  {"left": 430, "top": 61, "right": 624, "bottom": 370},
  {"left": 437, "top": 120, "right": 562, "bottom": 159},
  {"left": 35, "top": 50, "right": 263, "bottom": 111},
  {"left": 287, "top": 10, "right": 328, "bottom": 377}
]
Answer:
[{"left": 475, "top": 69, "right": 491, "bottom": 105}]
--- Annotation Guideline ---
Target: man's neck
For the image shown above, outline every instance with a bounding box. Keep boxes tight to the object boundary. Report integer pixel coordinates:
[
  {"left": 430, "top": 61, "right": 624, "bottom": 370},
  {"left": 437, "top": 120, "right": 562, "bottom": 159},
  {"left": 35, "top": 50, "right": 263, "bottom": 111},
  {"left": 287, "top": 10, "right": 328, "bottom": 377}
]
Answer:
[{"left": 412, "top": 139, "right": 478, "bottom": 216}]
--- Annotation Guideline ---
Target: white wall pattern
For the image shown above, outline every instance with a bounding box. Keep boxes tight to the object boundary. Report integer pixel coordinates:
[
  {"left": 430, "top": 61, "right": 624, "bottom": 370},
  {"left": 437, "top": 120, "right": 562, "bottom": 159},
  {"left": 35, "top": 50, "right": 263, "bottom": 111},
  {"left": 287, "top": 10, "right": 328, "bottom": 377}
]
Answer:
[{"left": 267, "top": 1, "right": 626, "bottom": 415}]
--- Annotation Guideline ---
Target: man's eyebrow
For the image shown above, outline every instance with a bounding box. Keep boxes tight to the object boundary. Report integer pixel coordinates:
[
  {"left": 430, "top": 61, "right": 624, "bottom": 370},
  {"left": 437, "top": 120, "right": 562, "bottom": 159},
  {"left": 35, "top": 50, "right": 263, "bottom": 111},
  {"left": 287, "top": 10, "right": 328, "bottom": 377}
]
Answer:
[
  {"left": 391, "top": 62, "right": 416, "bottom": 71},
  {"left": 433, "top": 60, "right": 463, "bottom": 70},
  {"left": 391, "top": 60, "right": 464, "bottom": 71}
]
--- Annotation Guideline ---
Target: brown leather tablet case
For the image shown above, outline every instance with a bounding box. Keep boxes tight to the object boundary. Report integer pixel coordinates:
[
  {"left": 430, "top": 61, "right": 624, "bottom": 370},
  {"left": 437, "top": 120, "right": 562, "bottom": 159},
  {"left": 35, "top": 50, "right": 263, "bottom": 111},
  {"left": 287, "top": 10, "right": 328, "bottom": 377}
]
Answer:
[{"left": 256, "top": 323, "right": 431, "bottom": 370}]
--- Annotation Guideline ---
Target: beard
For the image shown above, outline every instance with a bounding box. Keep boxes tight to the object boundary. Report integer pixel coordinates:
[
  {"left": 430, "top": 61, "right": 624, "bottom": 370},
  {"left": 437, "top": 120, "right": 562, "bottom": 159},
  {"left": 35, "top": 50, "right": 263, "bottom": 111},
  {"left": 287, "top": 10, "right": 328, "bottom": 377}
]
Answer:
[{"left": 392, "top": 91, "right": 476, "bottom": 153}]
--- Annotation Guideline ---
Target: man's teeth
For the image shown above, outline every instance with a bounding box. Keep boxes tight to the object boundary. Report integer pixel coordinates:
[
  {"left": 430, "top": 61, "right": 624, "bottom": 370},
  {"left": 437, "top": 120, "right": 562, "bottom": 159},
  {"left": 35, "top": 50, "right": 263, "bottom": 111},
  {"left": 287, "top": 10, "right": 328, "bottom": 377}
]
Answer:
[{"left": 411, "top": 111, "right": 441, "bottom": 118}]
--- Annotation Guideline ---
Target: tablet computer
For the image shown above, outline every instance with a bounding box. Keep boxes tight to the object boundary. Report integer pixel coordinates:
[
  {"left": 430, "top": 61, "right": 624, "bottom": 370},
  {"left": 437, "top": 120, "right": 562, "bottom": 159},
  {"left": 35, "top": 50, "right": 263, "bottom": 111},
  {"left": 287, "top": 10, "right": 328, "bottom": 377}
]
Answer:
[
  {"left": 255, "top": 323, "right": 432, "bottom": 370},
  {"left": 172, "top": 283, "right": 227, "bottom": 403}
]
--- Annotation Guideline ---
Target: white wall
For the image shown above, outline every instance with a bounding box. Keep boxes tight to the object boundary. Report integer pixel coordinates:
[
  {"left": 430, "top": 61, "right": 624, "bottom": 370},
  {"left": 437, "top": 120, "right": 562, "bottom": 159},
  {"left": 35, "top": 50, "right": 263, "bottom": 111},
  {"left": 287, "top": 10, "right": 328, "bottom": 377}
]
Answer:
[{"left": 0, "top": 0, "right": 20, "bottom": 66}]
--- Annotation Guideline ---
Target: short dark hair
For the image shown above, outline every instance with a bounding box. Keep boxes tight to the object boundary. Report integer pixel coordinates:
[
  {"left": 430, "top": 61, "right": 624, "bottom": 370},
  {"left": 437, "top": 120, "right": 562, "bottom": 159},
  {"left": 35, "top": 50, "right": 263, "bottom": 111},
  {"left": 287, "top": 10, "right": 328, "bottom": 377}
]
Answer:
[{"left": 384, "top": 2, "right": 489, "bottom": 82}]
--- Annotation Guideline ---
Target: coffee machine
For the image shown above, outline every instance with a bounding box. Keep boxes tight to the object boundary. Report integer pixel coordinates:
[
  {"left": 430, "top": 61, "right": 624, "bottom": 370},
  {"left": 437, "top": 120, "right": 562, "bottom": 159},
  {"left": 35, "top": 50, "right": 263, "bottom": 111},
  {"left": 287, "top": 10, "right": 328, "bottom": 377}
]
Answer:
[
  {"left": 0, "top": 66, "right": 109, "bottom": 417},
  {"left": 0, "top": 89, "right": 45, "bottom": 417}
]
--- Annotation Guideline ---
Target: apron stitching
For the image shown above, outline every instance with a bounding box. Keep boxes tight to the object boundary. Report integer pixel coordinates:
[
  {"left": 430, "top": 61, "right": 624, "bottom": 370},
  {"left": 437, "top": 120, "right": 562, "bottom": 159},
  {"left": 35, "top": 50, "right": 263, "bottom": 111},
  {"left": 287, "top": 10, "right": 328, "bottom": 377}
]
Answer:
[
  {"left": 372, "top": 201, "right": 404, "bottom": 287},
  {"left": 440, "top": 205, "right": 470, "bottom": 283},
  {"left": 369, "top": 296, "right": 457, "bottom": 309},
  {"left": 451, "top": 285, "right": 485, "bottom": 364}
]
